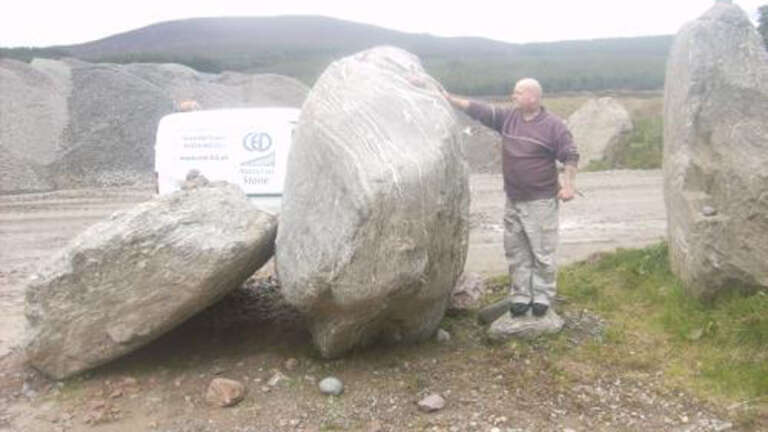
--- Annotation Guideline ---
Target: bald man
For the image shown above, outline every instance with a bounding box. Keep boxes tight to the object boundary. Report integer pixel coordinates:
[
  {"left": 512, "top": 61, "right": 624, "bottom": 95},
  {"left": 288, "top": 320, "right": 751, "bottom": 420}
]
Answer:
[{"left": 444, "top": 79, "right": 579, "bottom": 318}]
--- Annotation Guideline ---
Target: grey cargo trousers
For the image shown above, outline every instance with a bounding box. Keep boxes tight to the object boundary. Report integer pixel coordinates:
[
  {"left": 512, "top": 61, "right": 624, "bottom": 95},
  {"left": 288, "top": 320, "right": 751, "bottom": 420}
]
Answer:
[{"left": 504, "top": 197, "right": 559, "bottom": 306}]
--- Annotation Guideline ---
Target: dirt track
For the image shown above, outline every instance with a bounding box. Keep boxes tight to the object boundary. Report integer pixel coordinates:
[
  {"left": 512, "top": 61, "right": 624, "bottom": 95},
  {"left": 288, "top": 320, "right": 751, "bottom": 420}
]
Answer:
[
  {"left": 467, "top": 169, "right": 666, "bottom": 275},
  {"left": 0, "top": 170, "right": 665, "bottom": 359}
]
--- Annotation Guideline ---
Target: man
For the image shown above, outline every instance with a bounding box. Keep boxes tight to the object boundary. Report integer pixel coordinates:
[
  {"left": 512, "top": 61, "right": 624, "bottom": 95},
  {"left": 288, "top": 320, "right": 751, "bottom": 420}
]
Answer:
[{"left": 443, "top": 78, "right": 579, "bottom": 318}]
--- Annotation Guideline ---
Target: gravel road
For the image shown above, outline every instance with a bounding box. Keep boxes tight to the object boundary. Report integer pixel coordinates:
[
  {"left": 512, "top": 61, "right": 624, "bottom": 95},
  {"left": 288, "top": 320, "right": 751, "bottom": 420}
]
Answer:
[{"left": 467, "top": 169, "right": 666, "bottom": 275}]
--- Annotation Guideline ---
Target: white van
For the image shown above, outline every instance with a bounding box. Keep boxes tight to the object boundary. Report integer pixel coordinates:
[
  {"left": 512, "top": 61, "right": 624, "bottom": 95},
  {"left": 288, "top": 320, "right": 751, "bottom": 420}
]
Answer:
[{"left": 154, "top": 108, "right": 299, "bottom": 213}]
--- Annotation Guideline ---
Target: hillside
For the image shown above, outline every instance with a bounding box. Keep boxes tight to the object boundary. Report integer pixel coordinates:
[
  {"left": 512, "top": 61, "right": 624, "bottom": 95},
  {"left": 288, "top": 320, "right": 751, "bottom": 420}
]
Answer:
[{"left": 0, "top": 16, "right": 673, "bottom": 95}]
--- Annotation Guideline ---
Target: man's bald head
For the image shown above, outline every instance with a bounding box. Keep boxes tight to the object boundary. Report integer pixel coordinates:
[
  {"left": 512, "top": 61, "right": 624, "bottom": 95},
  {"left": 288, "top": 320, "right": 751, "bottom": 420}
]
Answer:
[
  {"left": 515, "top": 78, "right": 542, "bottom": 97},
  {"left": 512, "top": 78, "right": 543, "bottom": 114}
]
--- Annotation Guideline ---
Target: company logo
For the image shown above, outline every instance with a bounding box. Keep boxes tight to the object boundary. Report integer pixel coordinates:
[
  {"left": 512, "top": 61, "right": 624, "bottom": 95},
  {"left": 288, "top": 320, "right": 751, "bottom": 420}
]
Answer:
[{"left": 243, "top": 132, "right": 273, "bottom": 153}]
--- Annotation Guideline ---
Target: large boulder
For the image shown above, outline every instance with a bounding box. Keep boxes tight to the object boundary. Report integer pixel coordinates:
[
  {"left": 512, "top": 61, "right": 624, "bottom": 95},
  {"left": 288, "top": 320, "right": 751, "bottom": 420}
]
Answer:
[
  {"left": 663, "top": 3, "right": 768, "bottom": 300},
  {"left": 24, "top": 183, "right": 277, "bottom": 379},
  {"left": 276, "top": 46, "right": 470, "bottom": 358},
  {"left": 0, "top": 59, "right": 309, "bottom": 192},
  {"left": 566, "top": 97, "right": 633, "bottom": 168}
]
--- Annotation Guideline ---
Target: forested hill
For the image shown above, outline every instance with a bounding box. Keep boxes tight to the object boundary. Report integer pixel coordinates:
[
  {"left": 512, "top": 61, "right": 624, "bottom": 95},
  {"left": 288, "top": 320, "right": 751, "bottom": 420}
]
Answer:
[{"left": 0, "top": 16, "right": 673, "bottom": 95}]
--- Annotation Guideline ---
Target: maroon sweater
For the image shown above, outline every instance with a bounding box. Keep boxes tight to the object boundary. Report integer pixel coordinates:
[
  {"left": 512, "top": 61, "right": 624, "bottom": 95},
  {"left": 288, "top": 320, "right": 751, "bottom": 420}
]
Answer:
[{"left": 466, "top": 102, "right": 579, "bottom": 201}]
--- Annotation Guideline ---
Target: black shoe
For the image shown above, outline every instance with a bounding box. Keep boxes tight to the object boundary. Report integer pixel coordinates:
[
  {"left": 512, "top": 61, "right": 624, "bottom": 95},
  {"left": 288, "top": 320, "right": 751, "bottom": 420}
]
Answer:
[
  {"left": 510, "top": 302, "right": 530, "bottom": 317},
  {"left": 531, "top": 303, "right": 549, "bottom": 317}
]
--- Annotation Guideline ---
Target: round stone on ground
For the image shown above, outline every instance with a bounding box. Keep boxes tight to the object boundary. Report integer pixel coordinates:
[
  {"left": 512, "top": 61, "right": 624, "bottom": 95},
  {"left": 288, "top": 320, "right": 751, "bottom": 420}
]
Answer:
[
  {"left": 318, "top": 377, "right": 344, "bottom": 395},
  {"left": 205, "top": 378, "right": 245, "bottom": 407},
  {"left": 417, "top": 394, "right": 446, "bottom": 412}
]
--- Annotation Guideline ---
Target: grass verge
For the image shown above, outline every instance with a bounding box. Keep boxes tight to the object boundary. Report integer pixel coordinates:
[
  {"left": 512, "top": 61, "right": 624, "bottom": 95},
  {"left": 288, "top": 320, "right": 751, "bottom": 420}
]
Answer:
[{"left": 556, "top": 242, "right": 768, "bottom": 403}]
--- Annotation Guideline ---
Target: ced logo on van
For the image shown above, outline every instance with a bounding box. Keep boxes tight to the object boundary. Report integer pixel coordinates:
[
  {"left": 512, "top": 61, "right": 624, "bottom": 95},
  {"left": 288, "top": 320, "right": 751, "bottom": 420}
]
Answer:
[{"left": 243, "top": 132, "right": 273, "bottom": 153}]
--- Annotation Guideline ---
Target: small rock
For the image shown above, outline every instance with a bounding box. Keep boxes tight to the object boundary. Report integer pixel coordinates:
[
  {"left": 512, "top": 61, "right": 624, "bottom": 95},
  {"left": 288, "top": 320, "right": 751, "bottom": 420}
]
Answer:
[
  {"left": 268, "top": 371, "right": 288, "bottom": 387},
  {"left": 450, "top": 272, "right": 487, "bottom": 311},
  {"left": 205, "top": 378, "right": 245, "bottom": 407},
  {"left": 713, "top": 420, "right": 734, "bottom": 431},
  {"left": 701, "top": 206, "right": 717, "bottom": 216},
  {"left": 21, "top": 382, "right": 37, "bottom": 399},
  {"left": 285, "top": 358, "right": 299, "bottom": 371},
  {"left": 182, "top": 170, "right": 210, "bottom": 190},
  {"left": 417, "top": 394, "right": 446, "bottom": 412},
  {"left": 109, "top": 389, "right": 123, "bottom": 399},
  {"left": 436, "top": 329, "right": 451, "bottom": 343},
  {"left": 318, "top": 377, "right": 344, "bottom": 396}
]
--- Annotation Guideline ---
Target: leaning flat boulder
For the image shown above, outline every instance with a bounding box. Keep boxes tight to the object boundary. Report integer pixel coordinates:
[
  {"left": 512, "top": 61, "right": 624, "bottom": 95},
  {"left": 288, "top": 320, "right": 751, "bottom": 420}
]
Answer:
[
  {"left": 663, "top": 3, "right": 768, "bottom": 299},
  {"left": 276, "top": 46, "right": 469, "bottom": 358},
  {"left": 25, "top": 183, "right": 277, "bottom": 379},
  {"left": 566, "top": 97, "right": 632, "bottom": 168}
]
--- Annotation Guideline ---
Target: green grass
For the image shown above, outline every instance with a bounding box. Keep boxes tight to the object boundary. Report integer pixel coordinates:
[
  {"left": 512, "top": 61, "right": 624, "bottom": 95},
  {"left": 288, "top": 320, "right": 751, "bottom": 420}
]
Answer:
[
  {"left": 613, "top": 115, "right": 663, "bottom": 169},
  {"left": 556, "top": 243, "right": 768, "bottom": 401}
]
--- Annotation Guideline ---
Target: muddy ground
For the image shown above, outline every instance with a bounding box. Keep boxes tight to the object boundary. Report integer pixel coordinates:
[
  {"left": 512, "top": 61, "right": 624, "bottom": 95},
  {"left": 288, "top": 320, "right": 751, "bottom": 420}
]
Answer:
[{"left": 0, "top": 171, "right": 735, "bottom": 432}]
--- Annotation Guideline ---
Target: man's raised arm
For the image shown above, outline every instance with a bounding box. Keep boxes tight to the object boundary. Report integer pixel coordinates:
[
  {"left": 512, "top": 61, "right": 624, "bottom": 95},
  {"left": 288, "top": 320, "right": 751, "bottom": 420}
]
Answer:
[{"left": 441, "top": 90, "right": 509, "bottom": 134}]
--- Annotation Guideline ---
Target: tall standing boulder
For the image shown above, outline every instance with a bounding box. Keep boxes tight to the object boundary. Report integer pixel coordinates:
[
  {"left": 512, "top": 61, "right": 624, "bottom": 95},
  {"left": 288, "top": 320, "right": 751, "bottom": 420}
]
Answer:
[
  {"left": 566, "top": 97, "right": 633, "bottom": 168},
  {"left": 25, "top": 183, "right": 277, "bottom": 379},
  {"left": 664, "top": 3, "right": 768, "bottom": 299},
  {"left": 276, "top": 46, "right": 469, "bottom": 358}
]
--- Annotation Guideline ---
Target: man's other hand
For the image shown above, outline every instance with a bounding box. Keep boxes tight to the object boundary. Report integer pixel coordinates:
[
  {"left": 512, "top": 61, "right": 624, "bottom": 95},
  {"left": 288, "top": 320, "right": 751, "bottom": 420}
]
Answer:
[{"left": 557, "top": 184, "right": 575, "bottom": 202}]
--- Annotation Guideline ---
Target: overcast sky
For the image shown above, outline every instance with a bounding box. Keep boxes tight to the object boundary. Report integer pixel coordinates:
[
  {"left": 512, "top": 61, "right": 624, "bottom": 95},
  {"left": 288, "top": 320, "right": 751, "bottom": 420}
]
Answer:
[{"left": 1, "top": 0, "right": 764, "bottom": 48}]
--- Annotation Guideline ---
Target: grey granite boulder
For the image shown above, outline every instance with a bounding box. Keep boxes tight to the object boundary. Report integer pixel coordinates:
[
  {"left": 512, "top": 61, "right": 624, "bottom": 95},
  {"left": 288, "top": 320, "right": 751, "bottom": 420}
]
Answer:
[
  {"left": 663, "top": 3, "right": 768, "bottom": 299},
  {"left": 276, "top": 46, "right": 469, "bottom": 358},
  {"left": 566, "top": 97, "right": 633, "bottom": 168},
  {"left": 25, "top": 182, "right": 277, "bottom": 379}
]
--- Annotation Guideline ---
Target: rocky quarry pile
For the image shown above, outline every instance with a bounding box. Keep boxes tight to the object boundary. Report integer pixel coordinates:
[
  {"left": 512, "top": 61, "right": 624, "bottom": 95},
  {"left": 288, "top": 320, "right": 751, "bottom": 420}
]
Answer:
[
  {"left": 0, "top": 58, "right": 308, "bottom": 193},
  {"left": 663, "top": 2, "right": 768, "bottom": 299}
]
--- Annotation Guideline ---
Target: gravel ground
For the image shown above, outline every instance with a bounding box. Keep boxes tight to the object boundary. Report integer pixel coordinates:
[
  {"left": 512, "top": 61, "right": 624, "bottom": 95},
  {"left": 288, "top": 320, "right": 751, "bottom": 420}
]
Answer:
[{"left": 0, "top": 171, "right": 745, "bottom": 432}]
